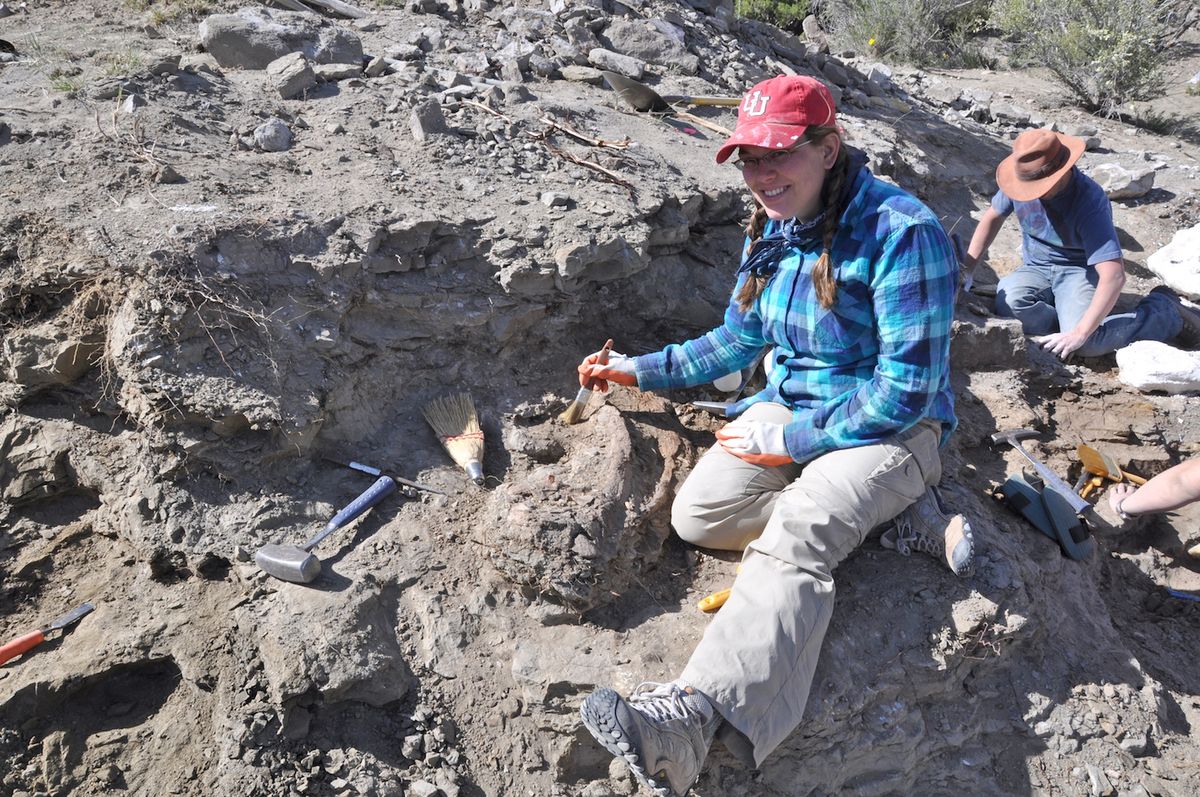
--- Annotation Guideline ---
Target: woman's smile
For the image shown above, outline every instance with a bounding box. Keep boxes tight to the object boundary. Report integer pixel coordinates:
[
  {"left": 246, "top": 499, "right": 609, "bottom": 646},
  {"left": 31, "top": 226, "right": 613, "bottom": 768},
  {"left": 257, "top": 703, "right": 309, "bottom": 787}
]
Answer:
[{"left": 740, "top": 136, "right": 838, "bottom": 221}]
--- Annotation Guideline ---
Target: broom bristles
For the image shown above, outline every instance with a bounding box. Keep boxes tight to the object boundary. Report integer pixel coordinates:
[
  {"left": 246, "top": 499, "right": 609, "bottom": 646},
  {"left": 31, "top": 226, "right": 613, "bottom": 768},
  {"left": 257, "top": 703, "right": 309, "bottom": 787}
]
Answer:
[{"left": 423, "top": 393, "right": 485, "bottom": 472}]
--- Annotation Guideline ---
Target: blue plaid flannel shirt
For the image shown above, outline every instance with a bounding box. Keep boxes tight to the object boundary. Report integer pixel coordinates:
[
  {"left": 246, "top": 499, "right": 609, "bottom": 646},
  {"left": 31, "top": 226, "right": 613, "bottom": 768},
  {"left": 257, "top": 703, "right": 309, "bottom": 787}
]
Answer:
[{"left": 635, "top": 166, "right": 957, "bottom": 463}]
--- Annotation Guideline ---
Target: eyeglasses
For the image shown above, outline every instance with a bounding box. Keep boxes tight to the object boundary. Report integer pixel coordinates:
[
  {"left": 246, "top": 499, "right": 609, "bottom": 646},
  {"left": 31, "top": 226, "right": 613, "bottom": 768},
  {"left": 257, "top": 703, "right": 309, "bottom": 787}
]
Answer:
[{"left": 732, "top": 140, "right": 812, "bottom": 172}]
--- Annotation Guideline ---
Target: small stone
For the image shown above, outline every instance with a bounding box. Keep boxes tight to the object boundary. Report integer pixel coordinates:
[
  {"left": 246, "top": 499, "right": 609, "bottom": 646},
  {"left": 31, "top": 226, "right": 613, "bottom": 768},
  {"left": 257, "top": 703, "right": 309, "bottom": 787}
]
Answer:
[
  {"left": 500, "top": 60, "right": 524, "bottom": 83},
  {"left": 121, "top": 93, "right": 147, "bottom": 113},
  {"left": 501, "top": 82, "right": 534, "bottom": 104},
  {"left": 560, "top": 65, "right": 603, "bottom": 84},
  {"left": 1086, "top": 764, "right": 1115, "bottom": 796},
  {"left": 254, "top": 118, "right": 293, "bottom": 152},
  {"left": 266, "top": 52, "right": 317, "bottom": 100},
  {"left": 407, "top": 780, "right": 441, "bottom": 797},
  {"left": 401, "top": 733, "right": 423, "bottom": 760},
  {"left": 314, "top": 63, "right": 362, "bottom": 82},
  {"left": 147, "top": 52, "right": 180, "bottom": 75},
  {"left": 540, "top": 191, "right": 570, "bottom": 208},
  {"left": 410, "top": 99, "right": 450, "bottom": 142},
  {"left": 1119, "top": 726, "right": 1151, "bottom": 757},
  {"left": 155, "top": 163, "right": 183, "bottom": 184},
  {"left": 608, "top": 754, "right": 634, "bottom": 787},
  {"left": 365, "top": 55, "right": 390, "bottom": 77}
]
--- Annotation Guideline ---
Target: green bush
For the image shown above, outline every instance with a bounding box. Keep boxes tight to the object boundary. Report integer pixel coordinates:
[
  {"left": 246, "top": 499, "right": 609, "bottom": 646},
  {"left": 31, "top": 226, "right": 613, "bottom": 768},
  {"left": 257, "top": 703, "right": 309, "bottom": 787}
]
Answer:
[
  {"left": 819, "top": 0, "right": 992, "bottom": 66},
  {"left": 991, "top": 0, "right": 1168, "bottom": 116},
  {"left": 736, "top": 0, "right": 813, "bottom": 33}
]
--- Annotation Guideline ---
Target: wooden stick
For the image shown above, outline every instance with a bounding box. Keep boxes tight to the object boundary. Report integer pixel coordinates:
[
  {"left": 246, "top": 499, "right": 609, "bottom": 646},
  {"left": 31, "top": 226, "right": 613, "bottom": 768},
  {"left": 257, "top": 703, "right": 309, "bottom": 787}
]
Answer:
[
  {"left": 540, "top": 115, "right": 631, "bottom": 150},
  {"left": 462, "top": 99, "right": 512, "bottom": 122},
  {"left": 542, "top": 142, "right": 635, "bottom": 194},
  {"left": 670, "top": 109, "right": 733, "bottom": 137}
]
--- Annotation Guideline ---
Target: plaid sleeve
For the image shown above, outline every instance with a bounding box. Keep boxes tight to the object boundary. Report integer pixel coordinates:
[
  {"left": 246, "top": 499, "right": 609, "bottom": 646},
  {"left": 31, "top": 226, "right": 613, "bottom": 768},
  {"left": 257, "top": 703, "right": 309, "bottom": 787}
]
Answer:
[
  {"left": 635, "top": 273, "right": 769, "bottom": 391},
  {"left": 782, "top": 221, "right": 956, "bottom": 460}
]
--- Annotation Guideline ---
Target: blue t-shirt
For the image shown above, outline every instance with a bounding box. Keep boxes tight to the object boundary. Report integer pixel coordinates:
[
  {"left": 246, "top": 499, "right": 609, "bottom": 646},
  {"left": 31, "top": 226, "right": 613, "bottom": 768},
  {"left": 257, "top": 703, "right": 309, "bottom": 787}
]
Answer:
[{"left": 992, "top": 168, "right": 1122, "bottom": 269}]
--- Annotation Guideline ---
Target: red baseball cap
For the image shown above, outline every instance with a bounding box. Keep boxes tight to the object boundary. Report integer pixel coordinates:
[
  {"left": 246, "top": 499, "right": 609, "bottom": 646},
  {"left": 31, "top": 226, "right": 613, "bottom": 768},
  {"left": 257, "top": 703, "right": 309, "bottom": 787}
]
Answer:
[{"left": 716, "top": 75, "right": 839, "bottom": 164}]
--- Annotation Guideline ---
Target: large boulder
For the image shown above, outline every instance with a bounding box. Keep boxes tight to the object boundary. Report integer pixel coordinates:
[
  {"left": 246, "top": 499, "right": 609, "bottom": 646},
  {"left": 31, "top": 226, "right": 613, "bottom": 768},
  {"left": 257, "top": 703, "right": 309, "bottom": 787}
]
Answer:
[
  {"left": 597, "top": 18, "right": 700, "bottom": 74},
  {"left": 1116, "top": 340, "right": 1200, "bottom": 394},
  {"left": 1090, "top": 162, "right": 1155, "bottom": 200},
  {"left": 1147, "top": 222, "right": 1200, "bottom": 300},
  {"left": 198, "top": 7, "right": 363, "bottom": 70}
]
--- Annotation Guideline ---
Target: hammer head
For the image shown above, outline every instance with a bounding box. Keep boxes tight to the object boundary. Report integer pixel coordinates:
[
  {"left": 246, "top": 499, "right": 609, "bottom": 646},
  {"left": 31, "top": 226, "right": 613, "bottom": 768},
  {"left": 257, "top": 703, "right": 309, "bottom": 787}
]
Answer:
[
  {"left": 255, "top": 544, "right": 321, "bottom": 583},
  {"left": 991, "top": 429, "right": 1039, "bottom": 446}
]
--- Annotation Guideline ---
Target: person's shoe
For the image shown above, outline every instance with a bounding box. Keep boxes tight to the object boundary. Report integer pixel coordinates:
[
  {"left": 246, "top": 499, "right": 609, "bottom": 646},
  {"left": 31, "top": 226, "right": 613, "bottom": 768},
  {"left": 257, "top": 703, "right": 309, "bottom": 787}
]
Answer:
[
  {"left": 881, "top": 485, "right": 975, "bottom": 576},
  {"left": 1149, "top": 285, "right": 1200, "bottom": 349},
  {"left": 580, "top": 681, "right": 720, "bottom": 797}
]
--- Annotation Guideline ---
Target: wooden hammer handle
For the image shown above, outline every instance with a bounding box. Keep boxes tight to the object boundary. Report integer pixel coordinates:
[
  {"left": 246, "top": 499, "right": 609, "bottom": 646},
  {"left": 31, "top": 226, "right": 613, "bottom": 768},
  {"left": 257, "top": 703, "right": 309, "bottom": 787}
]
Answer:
[{"left": 1121, "top": 470, "right": 1147, "bottom": 486}]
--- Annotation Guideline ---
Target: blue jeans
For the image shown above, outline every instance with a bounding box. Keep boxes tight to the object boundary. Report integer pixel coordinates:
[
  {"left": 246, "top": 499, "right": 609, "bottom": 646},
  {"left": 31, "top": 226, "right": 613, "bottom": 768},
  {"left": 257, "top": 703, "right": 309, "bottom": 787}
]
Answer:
[{"left": 995, "top": 264, "right": 1182, "bottom": 357}]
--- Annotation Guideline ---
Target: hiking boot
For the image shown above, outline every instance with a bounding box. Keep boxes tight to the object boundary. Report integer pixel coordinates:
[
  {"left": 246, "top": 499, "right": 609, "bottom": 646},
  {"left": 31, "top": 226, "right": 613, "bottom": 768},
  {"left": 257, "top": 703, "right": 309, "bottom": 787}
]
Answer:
[
  {"left": 881, "top": 485, "right": 975, "bottom": 576},
  {"left": 580, "top": 682, "right": 720, "bottom": 797},
  {"left": 1149, "top": 285, "right": 1200, "bottom": 349}
]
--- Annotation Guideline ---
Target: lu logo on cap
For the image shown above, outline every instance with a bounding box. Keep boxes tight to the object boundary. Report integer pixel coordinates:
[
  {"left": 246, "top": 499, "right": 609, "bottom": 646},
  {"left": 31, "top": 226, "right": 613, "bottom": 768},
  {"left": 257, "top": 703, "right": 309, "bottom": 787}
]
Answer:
[{"left": 742, "top": 90, "right": 769, "bottom": 117}]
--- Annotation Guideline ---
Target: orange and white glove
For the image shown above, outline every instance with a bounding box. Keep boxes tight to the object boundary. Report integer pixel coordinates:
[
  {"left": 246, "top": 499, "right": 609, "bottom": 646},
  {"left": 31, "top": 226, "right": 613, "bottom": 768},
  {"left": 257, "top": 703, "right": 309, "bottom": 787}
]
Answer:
[
  {"left": 715, "top": 419, "right": 792, "bottom": 467},
  {"left": 577, "top": 350, "right": 638, "bottom": 392}
]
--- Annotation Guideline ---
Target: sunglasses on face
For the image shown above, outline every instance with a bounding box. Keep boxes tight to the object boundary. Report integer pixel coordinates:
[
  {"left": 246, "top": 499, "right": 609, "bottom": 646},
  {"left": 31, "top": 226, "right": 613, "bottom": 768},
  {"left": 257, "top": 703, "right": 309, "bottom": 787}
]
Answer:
[{"left": 732, "top": 139, "right": 812, "bottom": 172}]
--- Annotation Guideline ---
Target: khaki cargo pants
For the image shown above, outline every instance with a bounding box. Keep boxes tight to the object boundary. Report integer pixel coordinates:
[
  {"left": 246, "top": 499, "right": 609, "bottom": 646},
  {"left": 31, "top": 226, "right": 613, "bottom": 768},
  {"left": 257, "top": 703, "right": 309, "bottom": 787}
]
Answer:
[{"left": 675, "top": 402, "right": 943, "bottom": 766}]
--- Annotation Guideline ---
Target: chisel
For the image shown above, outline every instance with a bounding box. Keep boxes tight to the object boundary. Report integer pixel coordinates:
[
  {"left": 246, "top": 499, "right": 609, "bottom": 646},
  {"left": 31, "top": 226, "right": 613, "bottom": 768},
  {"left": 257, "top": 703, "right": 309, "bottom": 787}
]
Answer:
[{"left": 0, "top": 602, "right": 95, "bottom": 665}]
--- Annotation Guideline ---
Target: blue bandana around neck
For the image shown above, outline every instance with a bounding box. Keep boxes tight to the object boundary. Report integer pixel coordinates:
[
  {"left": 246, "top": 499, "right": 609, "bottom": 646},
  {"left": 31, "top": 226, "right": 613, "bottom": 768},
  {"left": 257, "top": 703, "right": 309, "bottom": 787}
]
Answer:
[{"left": 737, "top": 213, "right": 827, "bottom": 278}]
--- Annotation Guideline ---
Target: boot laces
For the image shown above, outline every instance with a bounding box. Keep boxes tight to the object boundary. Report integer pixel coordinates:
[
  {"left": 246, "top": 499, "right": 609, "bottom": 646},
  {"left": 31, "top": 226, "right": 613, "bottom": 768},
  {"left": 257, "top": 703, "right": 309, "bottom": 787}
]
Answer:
[
  {"left": 629, "top": 682, "right": 694, "bottom": 724},
  {"left": 892, "top": 513, "right": 943, "bottom": 557}
]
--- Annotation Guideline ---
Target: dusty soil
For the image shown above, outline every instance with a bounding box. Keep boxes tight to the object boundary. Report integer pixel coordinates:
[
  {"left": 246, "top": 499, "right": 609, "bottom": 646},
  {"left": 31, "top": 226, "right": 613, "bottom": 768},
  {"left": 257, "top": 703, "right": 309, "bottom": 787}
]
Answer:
[{"left": 2, "top": 2, "right": 1200, "bottom": 797}]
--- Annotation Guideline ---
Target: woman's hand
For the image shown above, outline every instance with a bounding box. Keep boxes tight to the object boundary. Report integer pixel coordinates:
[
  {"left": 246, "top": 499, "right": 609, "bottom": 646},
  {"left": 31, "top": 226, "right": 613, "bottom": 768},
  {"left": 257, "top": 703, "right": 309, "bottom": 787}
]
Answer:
[
  {"left": 1107, "top": 482, "right": 1137, "bottom": 520},
  {"left": 715, "top": 419, "right": 792, "bottom": 467},
  {"left": 577, "top": 351, "right": 637, "bottom": 392}
]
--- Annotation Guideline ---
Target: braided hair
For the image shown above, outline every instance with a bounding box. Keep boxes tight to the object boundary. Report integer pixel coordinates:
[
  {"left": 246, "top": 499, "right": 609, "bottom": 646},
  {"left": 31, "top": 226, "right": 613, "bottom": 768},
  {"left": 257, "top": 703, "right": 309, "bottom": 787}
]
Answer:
[{"left": 735, "top": 126, "right": 851, "bottom": 312}]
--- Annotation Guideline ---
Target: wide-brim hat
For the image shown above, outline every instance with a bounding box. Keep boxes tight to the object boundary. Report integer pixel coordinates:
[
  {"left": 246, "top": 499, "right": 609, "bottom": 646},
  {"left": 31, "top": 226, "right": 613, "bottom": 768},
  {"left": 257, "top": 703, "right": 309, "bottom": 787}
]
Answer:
[
  {"left": 715, "top": 75, "right": 838, "bottom": 164},
  {"left": 996, "top": 129, "right": 1086, "bottom": 201}
]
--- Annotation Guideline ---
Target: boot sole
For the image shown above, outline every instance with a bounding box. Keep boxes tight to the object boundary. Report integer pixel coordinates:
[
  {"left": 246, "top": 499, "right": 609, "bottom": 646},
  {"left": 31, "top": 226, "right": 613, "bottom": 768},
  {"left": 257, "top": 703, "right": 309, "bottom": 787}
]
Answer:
[
  {"left": 944, "top": 515, "right": 975, "bottom": 577},
  {"left": 881, "top": 514, "right": 975, "bottom": 577},
  {"left": 580, "top": 688, "right": 673, "bottom": 797}
]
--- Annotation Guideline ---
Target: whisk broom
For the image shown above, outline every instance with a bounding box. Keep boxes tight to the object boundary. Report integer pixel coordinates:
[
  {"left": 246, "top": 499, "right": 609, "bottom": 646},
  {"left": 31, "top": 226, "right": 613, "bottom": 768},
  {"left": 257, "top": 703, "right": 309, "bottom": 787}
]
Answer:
[
  {"left": 560, "top": 338, "right": 613, "bottom": 425},
  {"left": 423, "top": 393, "right": 485, "bottom": 486}
]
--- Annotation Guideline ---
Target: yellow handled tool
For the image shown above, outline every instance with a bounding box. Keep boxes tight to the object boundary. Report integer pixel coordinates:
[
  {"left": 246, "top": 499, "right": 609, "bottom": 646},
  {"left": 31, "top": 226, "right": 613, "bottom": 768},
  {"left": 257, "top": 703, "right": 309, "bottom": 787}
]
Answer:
[
  {"left": 1077, "top": 443, "right": 1147, "bottom": 486},
  {"left": 697, "top": 565, "right": 742, "bottom": 613},
  {"left": 698, "top": 588, "right": 731, "bottom": 613}
]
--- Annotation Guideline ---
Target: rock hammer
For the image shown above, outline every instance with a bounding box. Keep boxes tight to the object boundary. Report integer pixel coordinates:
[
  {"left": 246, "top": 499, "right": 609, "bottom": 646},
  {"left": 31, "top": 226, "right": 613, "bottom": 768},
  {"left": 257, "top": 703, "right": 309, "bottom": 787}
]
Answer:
[
  {"left": 255, "top": 475, "right": 397, "bottom": 584},
  {"left": 991, "top": 429, "right": 1091, "bottom": 515}
]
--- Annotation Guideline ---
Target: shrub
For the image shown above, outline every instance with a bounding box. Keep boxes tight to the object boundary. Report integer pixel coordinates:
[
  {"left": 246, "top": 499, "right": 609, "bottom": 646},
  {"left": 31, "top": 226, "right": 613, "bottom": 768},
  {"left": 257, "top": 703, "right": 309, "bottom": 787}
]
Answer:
[
  {"left": 818, "top": 0, "right": 992, "bottom": 66},
  {"left": 991, "top": 0, "right": 1168, "bottom": 116},
  {"left": 736, "top": 0, "right": 813, "bottom": 33}
]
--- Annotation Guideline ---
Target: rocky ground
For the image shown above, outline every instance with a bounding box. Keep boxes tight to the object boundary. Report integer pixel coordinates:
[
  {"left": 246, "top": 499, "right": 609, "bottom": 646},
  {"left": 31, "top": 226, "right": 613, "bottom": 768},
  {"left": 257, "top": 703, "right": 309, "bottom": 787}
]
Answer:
[{"left": 2, "top": 1, "right": 1200, "bottom": 796}]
